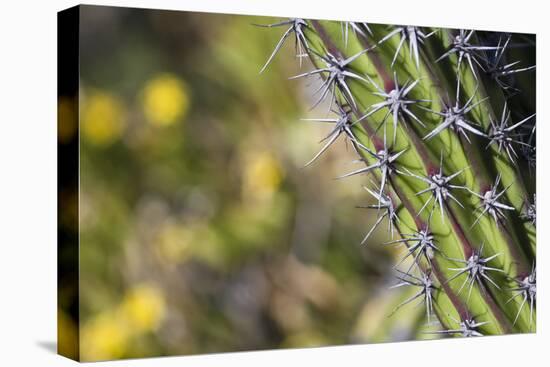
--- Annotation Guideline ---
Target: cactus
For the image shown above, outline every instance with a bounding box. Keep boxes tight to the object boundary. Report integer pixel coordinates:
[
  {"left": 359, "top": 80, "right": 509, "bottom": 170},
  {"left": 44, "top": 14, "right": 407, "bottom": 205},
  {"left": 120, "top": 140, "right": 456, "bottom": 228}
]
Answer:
[{"left": 258, "top": 19, "right": 536, "bottom": 337}]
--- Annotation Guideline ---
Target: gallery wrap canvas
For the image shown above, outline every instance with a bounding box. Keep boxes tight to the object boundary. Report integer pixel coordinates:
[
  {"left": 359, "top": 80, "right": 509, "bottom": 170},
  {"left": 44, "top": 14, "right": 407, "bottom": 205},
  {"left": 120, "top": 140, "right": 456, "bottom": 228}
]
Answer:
[{"left": 58, "top": 4, "right": 536, "bottom": 362}]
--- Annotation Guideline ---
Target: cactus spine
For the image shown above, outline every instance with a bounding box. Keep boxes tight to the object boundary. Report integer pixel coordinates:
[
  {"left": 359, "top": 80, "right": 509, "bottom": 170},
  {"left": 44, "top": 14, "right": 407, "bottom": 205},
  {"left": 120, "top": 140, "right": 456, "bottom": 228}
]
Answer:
[{"left": 258, "top": 19, "right": 536, "bottom": 336}]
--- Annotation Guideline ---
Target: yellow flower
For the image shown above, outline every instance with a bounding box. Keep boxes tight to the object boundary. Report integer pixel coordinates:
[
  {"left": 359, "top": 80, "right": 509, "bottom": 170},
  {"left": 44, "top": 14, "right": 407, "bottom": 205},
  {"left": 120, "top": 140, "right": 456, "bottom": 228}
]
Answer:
[
  {"left": 120, "top": 284, "right": 166, "bottom": 333},
  {"left": 81, "top": 311, "right": 129, "bottom": 361},
  {"left": 142, "top": 73, "right": 190, "bottom": 126},
  {"left": 243, "top": 151, "right": 284, "bottom": 199},
  {"left": 82, "top": 91, "right": 126, "bottom": 146},
  {"left": 80, "top": 284, "right": 166, "bottom": 361}
]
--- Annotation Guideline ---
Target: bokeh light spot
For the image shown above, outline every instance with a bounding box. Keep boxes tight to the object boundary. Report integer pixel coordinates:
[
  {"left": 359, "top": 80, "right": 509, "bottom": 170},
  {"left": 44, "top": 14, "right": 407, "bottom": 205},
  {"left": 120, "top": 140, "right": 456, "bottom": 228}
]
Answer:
[
  {"left": 242, "top": 151, "right": 284, "bottom": 200},
  {"left": 121, "top": 284, "right": 166, "bottom": 332},
  {"left": 82, "top": 91, "right": 126, "bottom": 147},
  {"left": 142, "top": 73, "right": 190, "bottom": 127}
]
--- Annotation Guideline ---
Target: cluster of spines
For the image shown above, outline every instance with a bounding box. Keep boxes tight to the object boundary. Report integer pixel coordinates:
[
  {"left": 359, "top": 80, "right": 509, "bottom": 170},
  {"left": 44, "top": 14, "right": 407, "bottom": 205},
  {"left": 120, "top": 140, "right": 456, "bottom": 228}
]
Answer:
[{"left": 257, "top": 19, "right": 536, "bottom": 336}]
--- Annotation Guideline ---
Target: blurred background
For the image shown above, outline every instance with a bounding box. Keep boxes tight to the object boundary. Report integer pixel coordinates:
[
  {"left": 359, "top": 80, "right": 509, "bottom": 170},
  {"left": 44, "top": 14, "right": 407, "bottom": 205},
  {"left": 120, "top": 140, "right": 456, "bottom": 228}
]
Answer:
[{"left": 59, "top": 5, "right": 439, "bottom": 361}]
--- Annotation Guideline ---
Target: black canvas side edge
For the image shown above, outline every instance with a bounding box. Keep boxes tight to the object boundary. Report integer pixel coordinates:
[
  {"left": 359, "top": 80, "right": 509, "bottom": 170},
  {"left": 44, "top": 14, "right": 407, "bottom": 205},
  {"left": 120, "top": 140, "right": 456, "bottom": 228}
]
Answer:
[{"left": 57, "top": 5, "right": 80, "bottom": 362}]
